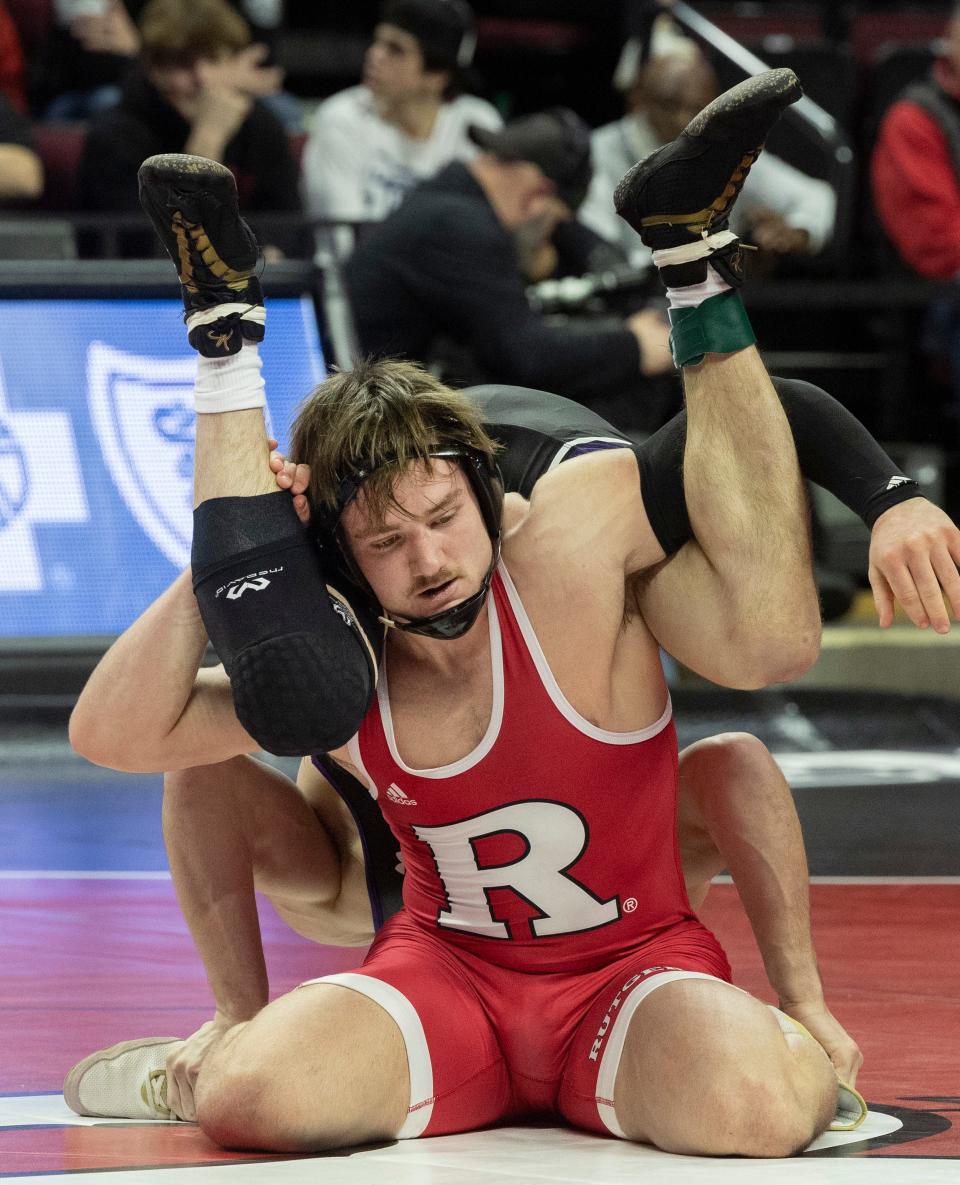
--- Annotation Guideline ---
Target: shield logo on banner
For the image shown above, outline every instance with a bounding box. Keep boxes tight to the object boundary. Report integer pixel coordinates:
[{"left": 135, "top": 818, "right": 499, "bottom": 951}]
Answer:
[{"left": 87, "top": 342, "right": 198, "bottom": 568}]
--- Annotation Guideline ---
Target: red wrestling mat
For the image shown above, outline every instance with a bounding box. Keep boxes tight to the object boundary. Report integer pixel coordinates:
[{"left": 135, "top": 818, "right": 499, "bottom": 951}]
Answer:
[
  {"left": 700, "top": 881, "right": 960, "bottom": 1159},
  {"left": 1, "top": 878, "right": 957, "bottom": 1175}
]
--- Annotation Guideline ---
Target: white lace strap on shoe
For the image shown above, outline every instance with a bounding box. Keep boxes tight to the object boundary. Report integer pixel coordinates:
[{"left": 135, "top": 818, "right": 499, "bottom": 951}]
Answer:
[{"left": 63, "top": 1036, "right": 184, "bottom": 1122}]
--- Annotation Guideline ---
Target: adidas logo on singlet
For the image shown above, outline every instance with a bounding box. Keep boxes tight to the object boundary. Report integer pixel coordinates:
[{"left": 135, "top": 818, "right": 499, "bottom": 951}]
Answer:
[{"left": 386, "top": 782, "right": 418, "bottom": 806}]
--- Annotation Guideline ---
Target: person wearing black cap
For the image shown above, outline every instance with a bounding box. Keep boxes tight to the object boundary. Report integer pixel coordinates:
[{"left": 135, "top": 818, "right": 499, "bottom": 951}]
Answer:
[
  {"left": 301, "top": 0, "right": 501, "bottom": 239},
  {"left": 344, "top": 106, "right": 673, "bottom": 426}
]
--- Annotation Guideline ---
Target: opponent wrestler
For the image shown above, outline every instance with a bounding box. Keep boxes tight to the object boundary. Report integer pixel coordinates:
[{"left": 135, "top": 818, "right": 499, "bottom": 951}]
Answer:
[{"left": 67, "top": 70, "right": 870, "bottom": 1156}]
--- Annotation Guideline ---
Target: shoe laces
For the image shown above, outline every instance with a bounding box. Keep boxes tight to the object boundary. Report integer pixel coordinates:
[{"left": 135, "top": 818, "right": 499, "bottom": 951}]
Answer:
[{"left": 141, "top": 1068, "right": 172, "bottom": 1118}]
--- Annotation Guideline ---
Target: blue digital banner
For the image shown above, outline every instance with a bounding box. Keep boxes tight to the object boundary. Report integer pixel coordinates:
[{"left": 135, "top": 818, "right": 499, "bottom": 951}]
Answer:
[{"left": 0, "top": 297, "right": 325, "bottom": 637}]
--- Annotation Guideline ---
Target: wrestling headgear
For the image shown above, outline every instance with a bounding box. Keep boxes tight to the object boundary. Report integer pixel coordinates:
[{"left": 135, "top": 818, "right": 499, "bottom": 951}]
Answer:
[{"left": 321, "top": 445, "right": 504, "bottom": 641}]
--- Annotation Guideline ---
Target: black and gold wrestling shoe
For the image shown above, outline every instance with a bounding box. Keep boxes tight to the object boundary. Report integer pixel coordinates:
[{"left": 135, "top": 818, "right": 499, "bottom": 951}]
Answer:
[
  {"left": 138, "top": 153, "right": 265, "bottom": 357},
  {"left": 614, "top": 68, "right": 802, "bottom": 287}
]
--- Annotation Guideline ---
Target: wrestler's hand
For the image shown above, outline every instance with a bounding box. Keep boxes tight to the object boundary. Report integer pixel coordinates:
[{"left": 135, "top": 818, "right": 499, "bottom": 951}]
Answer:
[
  {"left": 779, "top": 998, "right": 863, "bottom": 1087},
  {"left": 868, "top": 496, "right": 960, "bottom": 633},
  {"left": 267, "top": 438, "right": 312, "bottom": 525},
  {"left": 164, "top": 1017, "right": 232, "bottom": 1121}
]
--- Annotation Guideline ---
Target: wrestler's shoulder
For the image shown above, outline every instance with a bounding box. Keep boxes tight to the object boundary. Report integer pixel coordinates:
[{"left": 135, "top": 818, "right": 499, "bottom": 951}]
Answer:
[{"left": 508, "top": 448, "right": 638, "bottom": 553}]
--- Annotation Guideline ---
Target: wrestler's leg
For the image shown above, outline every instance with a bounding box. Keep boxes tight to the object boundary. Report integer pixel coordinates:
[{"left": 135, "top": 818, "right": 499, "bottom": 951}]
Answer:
[
  {"left": 195, "top": 983, "right": 409, "bottom": 1151},
  {"left": 612, "top": 976, "right": 837, "bottom": 1156},
  {"left": 195, "top": 920, "right": 510, "bottom": 1152},
  {"left": 677, "top": 733, "right": 863, "bottom": 1084},
  {"left": 139, "top": 154, "right": 376, "bottom": 758},
  {"left": 620, "top": 71, "right": 820, "bottom": 686}
]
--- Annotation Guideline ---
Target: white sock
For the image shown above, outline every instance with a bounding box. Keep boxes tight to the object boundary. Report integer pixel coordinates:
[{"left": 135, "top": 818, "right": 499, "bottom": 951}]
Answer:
[
  {"left": 194, "top": 341, "right": 266, "bottom": 413},
  {"left": 652, "top": 229, "right": 737, "bottom": 310},
  {"left": 664, "top": 264, "right": 731, "bottom": 310}
]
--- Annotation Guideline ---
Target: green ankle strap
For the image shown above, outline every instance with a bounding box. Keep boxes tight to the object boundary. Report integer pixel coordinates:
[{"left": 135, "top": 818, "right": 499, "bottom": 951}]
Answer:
[{"left": 668, "top": 290, "right": 757, "bottom": 368}]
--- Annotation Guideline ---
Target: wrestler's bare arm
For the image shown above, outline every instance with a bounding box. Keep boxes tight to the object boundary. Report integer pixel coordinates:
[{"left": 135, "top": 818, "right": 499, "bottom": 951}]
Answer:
[
  {"left": 69, "top": 570, "right": 258, "bottom": 772},
  {"left": 160, "top": 754, "right": 360, "bottom": 1121}
]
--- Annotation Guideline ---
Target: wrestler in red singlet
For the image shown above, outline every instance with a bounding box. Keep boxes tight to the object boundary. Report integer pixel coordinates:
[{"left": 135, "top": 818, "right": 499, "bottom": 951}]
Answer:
[{"left": 307, "top": 562, "right": 731, "bottom": 1139}]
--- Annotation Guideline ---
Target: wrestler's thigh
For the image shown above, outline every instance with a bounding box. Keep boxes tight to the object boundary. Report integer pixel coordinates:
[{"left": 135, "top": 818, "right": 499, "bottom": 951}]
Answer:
[
  {"left": 195, "top": 980, "right": 408, "bottom": 1152},
  {"left": 560, "top": 967, "right": 834, "bottom": 1157},
  {"left": 613, "top": 976, "right": 832, "bottom": 1156},
  {"left": 164, "top": 755, "right": 340, "bottom": 938},
  {"left": 306, "top": 927, "right": 512, "bottom": 1139}
]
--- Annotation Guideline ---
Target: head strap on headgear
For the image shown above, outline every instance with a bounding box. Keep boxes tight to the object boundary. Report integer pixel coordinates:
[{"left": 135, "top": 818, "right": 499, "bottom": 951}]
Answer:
[{"left": 320, "top": 445, "right": 504, "bottom": 640}]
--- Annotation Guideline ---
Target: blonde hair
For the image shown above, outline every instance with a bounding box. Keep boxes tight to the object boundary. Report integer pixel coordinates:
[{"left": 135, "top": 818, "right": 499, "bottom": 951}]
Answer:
[{"left": 290, "top": 358, "right": 498, "bottom": 527}]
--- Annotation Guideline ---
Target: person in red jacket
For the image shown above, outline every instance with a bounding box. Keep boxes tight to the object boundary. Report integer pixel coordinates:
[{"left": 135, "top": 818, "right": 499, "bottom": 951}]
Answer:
[
  {"left": 0, "top": 0, "right": 27, "bottom": 112},
  {"left": 871, "top": 5, "right": 960, "bottom": 280},
  {"left": 871, "top": 6, "right": 960, "bottom": 434}
]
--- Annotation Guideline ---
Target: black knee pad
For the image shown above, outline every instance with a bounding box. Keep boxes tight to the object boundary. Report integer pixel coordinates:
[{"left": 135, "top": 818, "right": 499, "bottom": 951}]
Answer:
[
  {"left": 229, "top": 616, "right": 374, "bottom": 756},
  {"left": 192, "top": 494, "right": 381, "bottom": 755}
]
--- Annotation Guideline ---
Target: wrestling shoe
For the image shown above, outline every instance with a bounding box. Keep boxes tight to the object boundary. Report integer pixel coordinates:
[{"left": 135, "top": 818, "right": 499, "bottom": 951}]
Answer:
[
  {"left": 64, "top": 1036, "right": 183, "bottom": 1121},
  {"left": 138, "top": 154, "right": 265, "bottom": 357},
  {"left": 614, "top": 68, "right": 802, "bottom": 287},
  {"left": 769, "top": 1008, "right": 868, "bottom": 1132}
]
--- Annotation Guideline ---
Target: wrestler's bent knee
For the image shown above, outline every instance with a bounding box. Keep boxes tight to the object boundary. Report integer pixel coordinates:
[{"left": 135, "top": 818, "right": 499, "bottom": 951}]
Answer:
[
  {"left": 192, "top": 494, "right": 378, "bottom": 755},
  {"left": 680, "top": 731, "right": 774, "bottom": 782},
  {"left": 615, "top": 981, "right": 828, "bottom": 1157},
  {"left": 196, "top": 1047, "right": 367, "bottom": 1153},
  {"left": 195, "top": 985, "right": 408, "bottom": 1152},
  {"left": 625, "top": 1060, "right": 817, "bottom": 1158}
]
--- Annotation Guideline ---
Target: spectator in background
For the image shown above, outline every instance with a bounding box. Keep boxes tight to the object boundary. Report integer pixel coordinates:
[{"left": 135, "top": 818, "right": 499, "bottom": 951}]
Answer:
[
  {"left": 77, "top": 0, "right": 299, "bottom": 221},
  {"left": 28, "top": 0, "right": 295, "bottom": 124},
  {"left": 302, "top": 0, "right": 501, "bottom": 245},
  {"left": 0, "top": 0, "right": 28, "bottom": 111},
  {"left": 872, "top": 5, "right": 960, "bottom": 281},
  {"left": 579, "top": 18, "right": 835, "bottom": 273},
  {"left": 345, "top": 108, "right": 674, "bottom": 433},
  {"left": 872, "top": 1, "right": 960, "bottom": 434},
  {"left": 0, "top": 92, "right": 42, "bottom": 200},
  {"left": 30, "top": 0, "right": 142, "bottom": 121}
]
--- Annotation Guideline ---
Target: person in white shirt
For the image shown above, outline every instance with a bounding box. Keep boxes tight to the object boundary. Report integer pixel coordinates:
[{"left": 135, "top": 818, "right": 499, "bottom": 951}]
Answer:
[
  {"left": 580, "top": 23, "right": 836, "bottom": 273},
  {"left": 302, "top": 0, "right": 502, "bottom": 243}
]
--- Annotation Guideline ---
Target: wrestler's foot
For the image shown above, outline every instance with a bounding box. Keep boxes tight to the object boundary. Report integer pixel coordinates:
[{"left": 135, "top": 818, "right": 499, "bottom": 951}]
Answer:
[
  {"left": 138, "top": 153, "right": 265, "bottom": 357},
  {"left": 64, "top": 1036, "right": 184, "bottom": 1121},
  {"left": 614, "top": 68, "right": 801, "bottom": 287},
  {"left": 769, "top": 1008, "right": 868, "bottom": 1132}
]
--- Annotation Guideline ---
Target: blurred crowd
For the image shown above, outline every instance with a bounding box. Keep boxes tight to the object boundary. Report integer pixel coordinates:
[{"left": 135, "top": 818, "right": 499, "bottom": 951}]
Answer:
[{"left": 1, "top": 0, "right": 960, "bottom": 438}]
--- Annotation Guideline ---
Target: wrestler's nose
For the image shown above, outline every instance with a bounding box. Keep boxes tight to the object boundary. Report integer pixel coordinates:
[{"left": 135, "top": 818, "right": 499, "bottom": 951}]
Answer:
[{"left": 408, "top": 525, "right": 445, "bottom": 573}]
